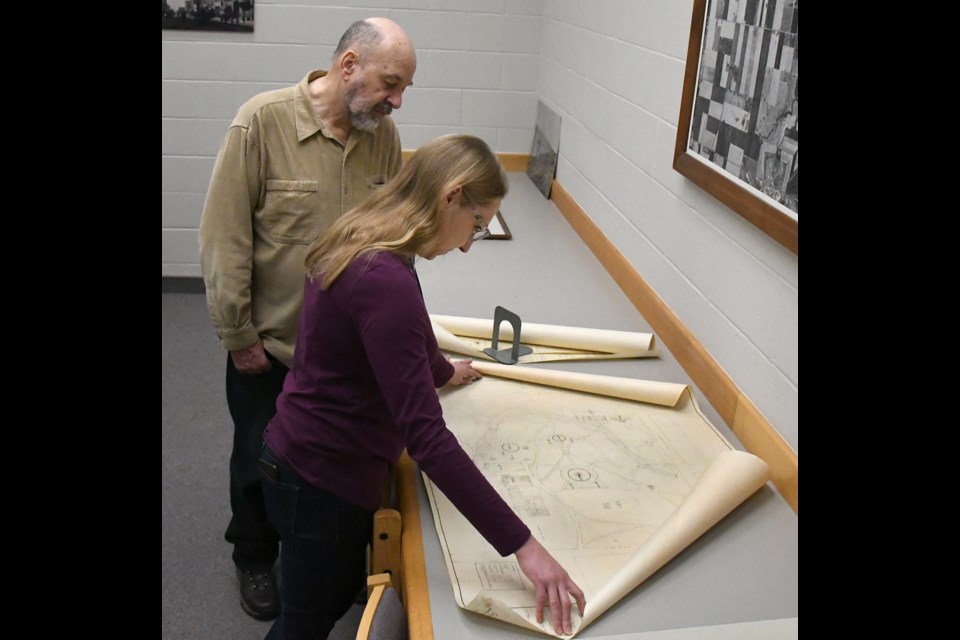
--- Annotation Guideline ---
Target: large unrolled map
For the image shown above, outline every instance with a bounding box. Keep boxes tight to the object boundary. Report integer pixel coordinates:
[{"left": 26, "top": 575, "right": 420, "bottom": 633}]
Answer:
[
  {"left": 430, "top": 314, "right": 660, "bottom": 362},
  {"left": 424, "top": 362, "right": 770, "bottom": 638}
]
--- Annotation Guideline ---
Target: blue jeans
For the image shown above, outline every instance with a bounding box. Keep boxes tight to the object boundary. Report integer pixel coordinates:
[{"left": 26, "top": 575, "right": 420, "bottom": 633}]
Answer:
[{"left": 260, "top": 444, "right": 374, "bottom": 640}]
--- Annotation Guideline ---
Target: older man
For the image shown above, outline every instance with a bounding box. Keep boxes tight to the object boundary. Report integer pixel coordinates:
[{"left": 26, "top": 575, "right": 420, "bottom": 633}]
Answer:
[{"left": 199, "top": 17, "right": 416, "bottom": 620}]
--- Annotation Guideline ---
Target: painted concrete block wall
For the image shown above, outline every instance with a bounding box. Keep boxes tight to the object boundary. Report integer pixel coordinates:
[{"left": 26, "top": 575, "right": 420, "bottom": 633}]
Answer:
[
  {"left": 162, "top": 1, "right": 798, "bottom": 457},
  {"left": 539, "top": 0, "right": 798, "bottom": 451},
  {"left": 162, "top": 0, "right": 544, "bottom": 276}
]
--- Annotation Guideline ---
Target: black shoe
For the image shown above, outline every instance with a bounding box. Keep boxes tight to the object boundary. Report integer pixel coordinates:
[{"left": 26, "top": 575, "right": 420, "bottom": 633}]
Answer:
[{"left": 236, "top": 568, "right": 280, "bottom": 621}]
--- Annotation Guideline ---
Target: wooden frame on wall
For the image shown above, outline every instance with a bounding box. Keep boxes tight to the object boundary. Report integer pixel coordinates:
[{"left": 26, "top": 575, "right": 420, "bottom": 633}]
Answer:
[{"left": 674, "top": 0, "right": 798, "bottom": 255}]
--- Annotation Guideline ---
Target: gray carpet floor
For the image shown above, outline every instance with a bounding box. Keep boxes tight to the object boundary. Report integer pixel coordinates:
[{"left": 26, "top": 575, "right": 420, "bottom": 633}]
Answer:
[{"left": 162, "top": 291, "right": 363, "bottom": 640}]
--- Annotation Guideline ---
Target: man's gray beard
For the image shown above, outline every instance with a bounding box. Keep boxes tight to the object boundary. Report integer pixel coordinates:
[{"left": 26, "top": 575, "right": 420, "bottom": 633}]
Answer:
[
  {"left": 350, "top": 111, "right": 381, "bottom": 132},
  {"left": 344, "top": 84, "right": 382, "bottom": 132}
]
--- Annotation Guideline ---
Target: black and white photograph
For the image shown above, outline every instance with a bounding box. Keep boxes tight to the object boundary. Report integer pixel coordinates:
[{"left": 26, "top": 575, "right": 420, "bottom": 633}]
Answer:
[
  {"left": 162, "top": 0, "right": 255, "bottom": 33},
  {"left": 687, "top": 0, "right": 798, "bottom": 215}
]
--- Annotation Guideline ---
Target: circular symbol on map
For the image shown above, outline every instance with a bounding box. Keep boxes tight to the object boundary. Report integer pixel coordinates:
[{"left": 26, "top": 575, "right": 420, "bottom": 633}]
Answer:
[
  {"left": 566, "top": 468, "right": 592, "bottom": 482},
  {"left": 502, "top": 443, "right": 520, "bottom": 453}
]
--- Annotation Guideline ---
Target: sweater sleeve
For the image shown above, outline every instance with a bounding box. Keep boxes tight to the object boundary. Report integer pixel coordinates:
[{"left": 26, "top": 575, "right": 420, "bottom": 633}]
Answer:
[
  {"left": 350, "top": 259, "right": 530, "bottom": 556},
  {"left": 428, "top": 338, "right": 455, "bottom": 388}
]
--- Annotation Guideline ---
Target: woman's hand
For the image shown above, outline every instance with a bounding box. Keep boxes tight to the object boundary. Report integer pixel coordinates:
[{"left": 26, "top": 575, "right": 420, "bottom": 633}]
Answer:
[
  {"left": 514, "top": 536, "right": 586, "bottom": 635},
  {"left": 445, "top": 358, "right": 482, "bottom": 387}
]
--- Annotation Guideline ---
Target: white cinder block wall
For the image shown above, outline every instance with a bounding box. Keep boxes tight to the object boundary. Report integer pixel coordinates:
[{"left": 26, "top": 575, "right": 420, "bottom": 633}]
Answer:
[
  {"left": 162, "top": 0, "right": 798, "bottom": 452},
  {"left": 539, "top": 0, "right": 798, "bottom": 451},
  {"left": 162, "top": 0, "right": 544, "bottom": 277}
]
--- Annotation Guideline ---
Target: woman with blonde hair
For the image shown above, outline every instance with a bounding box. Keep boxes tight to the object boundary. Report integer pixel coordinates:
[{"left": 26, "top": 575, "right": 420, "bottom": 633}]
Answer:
[{"left": 259, "top": 135, "right": 584, "bottom": 639}]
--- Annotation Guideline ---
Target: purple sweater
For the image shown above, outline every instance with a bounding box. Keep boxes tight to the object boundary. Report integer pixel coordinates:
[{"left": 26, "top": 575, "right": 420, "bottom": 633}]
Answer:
[{"left": 264, "top": 251, "right": 531, "bottom": 557}]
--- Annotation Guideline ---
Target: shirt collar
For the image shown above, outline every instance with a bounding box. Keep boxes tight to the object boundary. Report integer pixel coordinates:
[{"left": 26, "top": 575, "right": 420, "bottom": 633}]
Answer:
[{"left": 295, "top": 70, "right": 334, "bottom": 143}]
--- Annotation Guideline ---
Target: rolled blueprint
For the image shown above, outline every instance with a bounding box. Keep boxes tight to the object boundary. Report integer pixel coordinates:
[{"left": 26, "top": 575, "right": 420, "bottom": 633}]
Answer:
[
  {"left": 471, "top": 361, "right": 686, "bottom": 407},
  {"left": 431, "top": 314, "right": 659, "bottom": 362}
]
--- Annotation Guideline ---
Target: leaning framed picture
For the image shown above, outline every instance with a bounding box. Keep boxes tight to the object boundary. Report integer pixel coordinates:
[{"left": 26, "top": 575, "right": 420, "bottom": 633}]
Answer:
[
  {"left": 487, "top": 211, "right": 512, "bottom": 240},
  {"left": 674, "top": 0, "right": 798, "bottom": 255}
]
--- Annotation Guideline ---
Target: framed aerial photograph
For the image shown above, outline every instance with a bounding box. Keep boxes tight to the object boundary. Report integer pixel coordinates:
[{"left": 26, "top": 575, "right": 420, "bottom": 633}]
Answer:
[
  {"left": 674, "top": 0, "right": 798, "bottom": 254},
  {"left": 162, "top": 0, "right": 255, "bottom": 33}
]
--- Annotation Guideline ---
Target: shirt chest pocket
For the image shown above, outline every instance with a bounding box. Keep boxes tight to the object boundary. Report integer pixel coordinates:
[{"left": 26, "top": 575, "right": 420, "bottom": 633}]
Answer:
[
  {"left": 366, "top": 173, "right": 388, "bottom": 192},
  {"left": 262, "top": 179, "right": 324, "bottom": 244}
]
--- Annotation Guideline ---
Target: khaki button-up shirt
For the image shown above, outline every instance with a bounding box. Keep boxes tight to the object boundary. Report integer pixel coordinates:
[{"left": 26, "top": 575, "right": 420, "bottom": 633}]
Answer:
[{"left": 199, "top": 70, "right": 403, "bottom": 366}]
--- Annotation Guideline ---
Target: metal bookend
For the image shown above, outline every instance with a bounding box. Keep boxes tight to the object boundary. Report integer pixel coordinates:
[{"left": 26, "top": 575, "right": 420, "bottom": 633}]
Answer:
[{"left": 482, "top": 306, "right": 533, "bottom": 365}]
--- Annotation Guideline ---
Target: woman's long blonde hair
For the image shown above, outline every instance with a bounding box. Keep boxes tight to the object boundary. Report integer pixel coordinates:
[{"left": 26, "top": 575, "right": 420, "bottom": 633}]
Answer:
[{"left": 305, "top": 134, "right": 508, "bottom": 289}]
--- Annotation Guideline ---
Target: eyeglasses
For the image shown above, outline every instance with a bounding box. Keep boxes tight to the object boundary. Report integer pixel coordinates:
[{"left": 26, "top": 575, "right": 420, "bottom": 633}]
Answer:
[{"left": 471, "top": 208, "right": 493, "bottom": 242}]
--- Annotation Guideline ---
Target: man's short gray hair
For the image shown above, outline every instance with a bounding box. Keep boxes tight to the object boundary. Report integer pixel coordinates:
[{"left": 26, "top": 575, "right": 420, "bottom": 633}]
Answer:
[{"left": 333, "top": 20, "right": 383, "bottom": 63}]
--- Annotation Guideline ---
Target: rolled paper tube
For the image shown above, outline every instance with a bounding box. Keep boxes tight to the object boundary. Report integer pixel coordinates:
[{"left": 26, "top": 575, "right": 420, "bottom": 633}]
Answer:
[
  {"left": 470, "top": 361, "right": 687, "bottom": 407},
  {"left": 431, "top": 320, "right": 486, "bottom": 358},
  {"left": 431, "top": 314, "right": 657, "bottom": 356}
]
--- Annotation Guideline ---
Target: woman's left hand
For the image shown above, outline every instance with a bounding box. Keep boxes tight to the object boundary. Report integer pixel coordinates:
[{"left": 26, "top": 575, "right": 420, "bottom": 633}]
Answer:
[
  {"left": 445, "top": 358, "right": 482, "bottom": 387},
  {"left": 514, "top": 535, "right": 586, "bottom": 635}
]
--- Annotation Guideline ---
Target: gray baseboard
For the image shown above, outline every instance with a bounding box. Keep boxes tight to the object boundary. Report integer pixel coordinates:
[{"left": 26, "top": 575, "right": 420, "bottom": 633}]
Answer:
[{"left": 162, "top": 277, "right": 205, "bottom": 294}]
